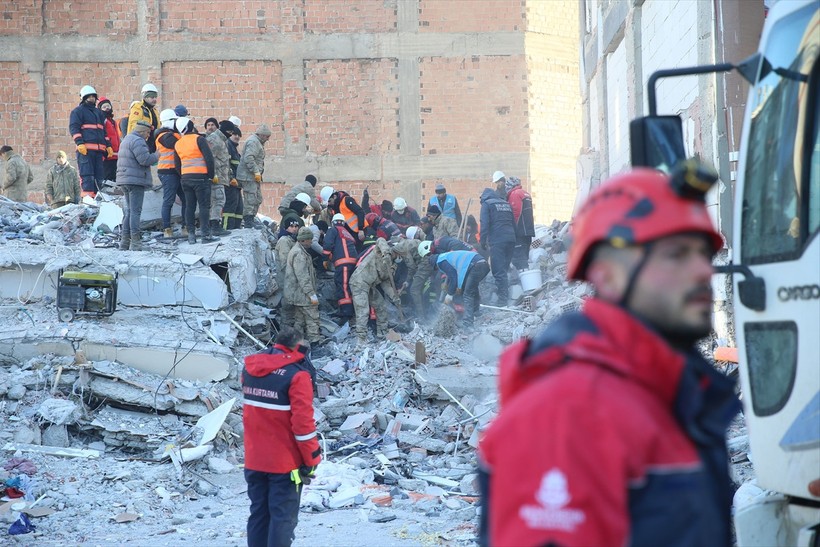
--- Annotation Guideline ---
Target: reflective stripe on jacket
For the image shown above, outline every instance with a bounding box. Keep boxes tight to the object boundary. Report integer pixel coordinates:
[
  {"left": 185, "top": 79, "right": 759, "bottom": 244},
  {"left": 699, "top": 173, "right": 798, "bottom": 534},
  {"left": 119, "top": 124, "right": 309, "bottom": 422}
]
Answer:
[{"left": 155, "top": 129, "right": 179, "bottom": 173}]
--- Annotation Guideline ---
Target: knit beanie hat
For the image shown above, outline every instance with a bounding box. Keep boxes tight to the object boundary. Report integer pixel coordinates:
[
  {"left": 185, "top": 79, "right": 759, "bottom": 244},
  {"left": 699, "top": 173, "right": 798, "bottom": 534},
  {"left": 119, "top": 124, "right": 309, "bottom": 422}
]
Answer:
[
  {"left": 218, "top": 120, "right": 236, "bottom": 137},
  {"left": 505, "top": 176, "right": 521, "bottom": 194},
  {"left": 297, "top": 227, "right": 314, "bottom": 241},
  {"left": 286, "top": 218, "right": 301, "bottom": 228},
  {"left": 427, "top": 204, "right": 441, "bottom": 216},
  {"left": 305, "top": 174, "right": 317, "bottom": 186},
  {"left": 205, "top": 117, "right": 218, "bottom": 128}
]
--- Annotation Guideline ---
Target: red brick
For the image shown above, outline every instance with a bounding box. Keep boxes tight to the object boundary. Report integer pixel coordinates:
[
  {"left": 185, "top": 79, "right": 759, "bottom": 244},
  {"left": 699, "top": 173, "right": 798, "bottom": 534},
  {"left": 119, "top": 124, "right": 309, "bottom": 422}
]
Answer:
[
  {"left": 304, "top": 0, "right": 396, "bottom": 34},
  {"left": 419, "top": 0, "right": 525, "bottom": 33},
  {"left": 0, "top": 0, "right": 41, "bottom": 36},
  {"left": 44, "top": 1, "right": 137, "bottom": 38},
  {"left": 158, "top": 0, "right": 283, "bottom": 39}
]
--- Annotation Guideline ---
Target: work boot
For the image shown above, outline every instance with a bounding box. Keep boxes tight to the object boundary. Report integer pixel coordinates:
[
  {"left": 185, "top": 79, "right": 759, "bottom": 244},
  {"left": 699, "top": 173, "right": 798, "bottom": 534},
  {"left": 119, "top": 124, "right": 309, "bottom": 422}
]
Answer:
[
  {"left": 119, "top": 234, "right": 131, "bottom": 251},
  {"left": 201, "top": 229, "right": 220, "bottom": 243},
  {"left": 188, "top": 233, "right": 197, "bottom": 245},
  {"left": 210, "top": 219, "right": 231, "bottom": 236},
  {"left": 129, "top": 232, "right": 143, "bottom": 251},
  {"left": 180, "top": 226, "right": 189, "bottom": 237},
  {"left": 243, "top": 215, "right": 255, "bottom": 229},
  {"left": 163, "top": 228, "right": 173, "bottom": 238}
]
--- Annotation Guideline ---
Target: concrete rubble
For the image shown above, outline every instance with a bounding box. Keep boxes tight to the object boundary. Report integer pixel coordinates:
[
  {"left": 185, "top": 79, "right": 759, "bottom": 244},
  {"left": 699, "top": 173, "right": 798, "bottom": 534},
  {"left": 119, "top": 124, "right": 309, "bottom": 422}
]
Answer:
[{"left": 0, "top": 211, "right": 750, "bottom": 544}]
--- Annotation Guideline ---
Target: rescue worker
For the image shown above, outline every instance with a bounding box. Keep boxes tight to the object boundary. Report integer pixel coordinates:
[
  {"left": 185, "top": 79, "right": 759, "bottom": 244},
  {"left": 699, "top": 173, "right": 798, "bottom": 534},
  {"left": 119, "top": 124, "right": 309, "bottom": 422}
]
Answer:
[
  {"left": 323, "top": 213, "right": 359, "bottom": 320},
  {"left": 411, "top": 239, "right": 437, "bottom": 323},
  {"left": 237, "top": 124, "right": 272, "bottom": 228},
  {"left": 206, "top": 119, "right": 234, "bottom": 236},
  {"left": 492, "top": 170, "right": 507, "bottom": 197},
  {"left": 69, "top": 85, "right": 111, "bottom": 197},
  {"left": 365, "top": 213, "right": 402, "bottom": 242},
  {"left": 505, "top": 176, "right": 535, "bottom": 270},
  {"left": 242, "top": 326, "right": 321, "bottom": 547},
  {"left": 45, "top": 150, "right": 81, "bottom": 207},
  {"left": 279, "top": 174, "right": 321, "bottom": 216},
  {"left": 204, "top": 117, "right": 219, "bottom": 135},
  {"left": 428, "top": 183, "right": 462, "bottom": 225},
  {"left": 281, "top": 194, "right": 311, "bottom": 230},
  {"left": 156, "top": 108, "right": 186, "bottom": 238},
  {"left": 434, "top": 250, "right": 489, "bottom": 327},
  {"left": 392, "top": 235, "right": 423, "bottom": 315},
  {"left": 116, "top": 121, "right": 159, "bottom": 251},
  {"left": 223, "top": 125, "right": 243, "bottom": 230},
  {"left": 98, "top": 97, "right": 120, "bottom": 183},
  {"left": 479, "top": 187, "right": 516, "bottom": 304},
  {"left": 478, "top": 164, "right": 739, "bottom": 547},
  {"left": 432, "top": 235, "right": 475, "bottom": 254},
  {"left": 276, "top": 218, "right": 301, "bottom": 327},
  {"left": 1, "top": 146, "right": 33, "bottom": 202},
  {"left": 427, "top": 204, "right": 459, "bottom": 239},
  {"left": 173, "top": 117, "right": 218, "bottom": 244},
  {"left": 127, "top": 83, "right": 160, "bottom": 152},
  {"left": 285, "top": 228, "right": 321, "bottom": 345},
  {"left": 349, "top": 238, "right": 400, "bottom": 344},
  {"left": 326, "top": 188, "right": 367, "bottom": 243},
  {"left": 390, "top": 197, "right": 421, "bottom": 232},
  {"left": 174, "top": 104, "right": 189, "bottom": 117}
]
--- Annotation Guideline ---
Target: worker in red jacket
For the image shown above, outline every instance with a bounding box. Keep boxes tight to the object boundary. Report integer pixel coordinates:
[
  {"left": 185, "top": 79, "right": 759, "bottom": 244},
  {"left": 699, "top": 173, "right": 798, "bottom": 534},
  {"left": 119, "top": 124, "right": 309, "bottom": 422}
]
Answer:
[
  {"left": 479, "top": 162, "right": 739, "bottom": 547},
  {"left": 242, "top": 326, "right": 321, "bottom": 547}
]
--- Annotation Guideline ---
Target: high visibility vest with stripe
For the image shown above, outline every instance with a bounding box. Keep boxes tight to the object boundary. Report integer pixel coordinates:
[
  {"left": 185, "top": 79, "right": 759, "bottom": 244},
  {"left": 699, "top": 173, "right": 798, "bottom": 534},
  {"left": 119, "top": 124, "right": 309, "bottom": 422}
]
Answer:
[
  {"left": 175, "top": 134, "right": 208, "bottom": 175},
  {"left": 340, "top": 198, "right": 362, "bottom": 232},
  {"left": 155, "top": 130, "right": 179, "bottom": 171}
]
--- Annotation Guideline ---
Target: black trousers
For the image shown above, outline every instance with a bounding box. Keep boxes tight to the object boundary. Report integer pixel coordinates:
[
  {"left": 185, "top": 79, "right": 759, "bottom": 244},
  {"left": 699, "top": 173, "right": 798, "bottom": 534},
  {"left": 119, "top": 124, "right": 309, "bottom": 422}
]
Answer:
[
  {"left": 223, "top": 185, "right": 244, "bottom": 229},
  {"left": 512, "top": 235, "right": 532, "bottom": 270},
  {"left": 181, "top": 176, "right": 211, "bottom": 235},
  {"left": 489, "top": 243, "right": 514, "bottom": 301},
  {"left": 463, "top": 260, "right": 489, "bottom": 325},
  {"left": 334, "top": 263, "right": 355, "bottom": 317},
  {"left": 245, "top": 469, "right": 302, "bottom": 547}
]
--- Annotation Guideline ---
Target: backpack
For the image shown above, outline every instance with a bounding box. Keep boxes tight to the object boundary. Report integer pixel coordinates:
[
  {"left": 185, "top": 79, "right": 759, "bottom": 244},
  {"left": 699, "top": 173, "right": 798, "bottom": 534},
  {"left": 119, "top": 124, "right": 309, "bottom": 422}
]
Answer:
[{"left": 117, "top": 116, "right": 129, "bottom": 140}]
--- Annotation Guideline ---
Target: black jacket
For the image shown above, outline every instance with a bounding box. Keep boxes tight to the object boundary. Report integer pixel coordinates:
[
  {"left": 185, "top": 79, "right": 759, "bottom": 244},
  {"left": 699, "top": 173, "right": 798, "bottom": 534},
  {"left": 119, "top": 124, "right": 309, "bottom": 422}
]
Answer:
[{"left": 479, "top": 188, "right": 516, "bottom": 246}]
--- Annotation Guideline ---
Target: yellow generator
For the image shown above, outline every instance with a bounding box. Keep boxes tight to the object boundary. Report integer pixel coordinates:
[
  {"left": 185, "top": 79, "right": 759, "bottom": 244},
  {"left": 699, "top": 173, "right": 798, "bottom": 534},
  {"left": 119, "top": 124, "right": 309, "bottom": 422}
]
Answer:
[{"left": 56, "top": 269, "right": 118, "bottom": 322}]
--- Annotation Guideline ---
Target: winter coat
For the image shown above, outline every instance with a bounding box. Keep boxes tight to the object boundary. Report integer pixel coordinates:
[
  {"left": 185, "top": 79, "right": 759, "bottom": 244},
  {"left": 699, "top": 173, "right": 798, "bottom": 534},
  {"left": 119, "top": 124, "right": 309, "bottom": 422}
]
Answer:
[
  {"left": 242, "top": 344, "right": 321, "bottom": 474},
  {"left": 237, "top": 134, "right": 265, "bottom": 181},
  {"left": 432, "top": 214, "right": 459, "bottom": 240},
  {"left": 432, "top": 236, "right": 474, "bottom": 253},
  {"left": 206, "top": 130, "right": 231, "bottom": 185},
  {"left": 323, "top": 224, "right": 359, "bottom": 266},
  {"left": 390, "top": 206, "right": 421, "bottom": 232},
  {"left": 478, "top": 298, "right": 740, "bottom": 547},
  {"left": 349, "top": 239, "right": 398, "bottom": 302},
  {"left": 279, "top": 180, "right": 321, "bottom": 214},
  {"left": 275, "top": 234, "right": 297, "bottom": 277},
  {"left": 116, "top": 132, "right": 159, "bottom": 187},
  {"left": 127, "top": 102, "right": 159, "bottom": 152},
  {"left": 46, "top": 162, "right": 81, "bottom": 205},
  {"left": 284, "top": 243, "right": 316, "bottom": 306},
  {"left": 392, "top": 238, "right": 422, "bottom": 276},
  {"left": 226, "top": 138, "right": 240, "bottom": 179},
  {"left": 102, "top": 116, "right": 121, "bottom": 161},
  {"left": 479, "top": 187, "right": 516, "bottom": 246},
  {"left": 507, "top": 185, "right": 535, "bottom": 238},
  {"left": 2, "top": 153, "right": 33, "bottom": 202},
  {"left": 435, "top": 251, "right": 483, "bottom": 294},
  {"left": 69, "top": 102, "right": 109, "bottom": 152}
]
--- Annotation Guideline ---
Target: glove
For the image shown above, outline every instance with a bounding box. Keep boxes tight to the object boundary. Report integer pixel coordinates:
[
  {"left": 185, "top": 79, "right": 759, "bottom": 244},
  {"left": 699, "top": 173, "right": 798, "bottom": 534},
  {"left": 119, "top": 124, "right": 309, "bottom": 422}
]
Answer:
[
  {"left": 310, "top": 294, "right": 319, "bottom": 306},
  {"left": 230, "top": 178, "right": 238, "bottom": 187},
  {"left": 212, "top": 176, "right": 219, "bottom": 184},
  {"left": 76, "top": 144, "right": 87, "bottom": 155},
  {"left": 106, "top": 147, "right": 114, "bottom": 158},
  {"left": 254, "top": 173, "right": 262, "bottom": 183},
  {"left": 64, "top": 196, "right": 71, "bottom": 203},
  {"left": 358, "top": 231, "right": 365, "bottom": 241},
  {"left": 399, "top": 282, "right": 408, "bottom": 295},
  {"left": 299, "top": 466, "right": 316, "bottom": 485},
  {"left": 444, "top": 294, "right": 453, "bottom": 305},
  {"left": 322, "top": 260, "right": 330, "bottom": 271}
]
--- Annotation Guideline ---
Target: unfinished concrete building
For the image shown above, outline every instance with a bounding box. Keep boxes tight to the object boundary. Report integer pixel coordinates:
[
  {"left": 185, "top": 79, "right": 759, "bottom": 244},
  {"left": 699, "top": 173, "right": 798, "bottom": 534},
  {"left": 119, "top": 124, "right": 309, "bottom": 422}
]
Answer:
[{"left": 0, "top": 0, "right": 580, "bottom": 223}]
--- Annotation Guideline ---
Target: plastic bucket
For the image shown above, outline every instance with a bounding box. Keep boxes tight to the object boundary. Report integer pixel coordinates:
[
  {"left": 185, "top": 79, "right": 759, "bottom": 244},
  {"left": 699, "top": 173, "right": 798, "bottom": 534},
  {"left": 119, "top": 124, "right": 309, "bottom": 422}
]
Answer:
[
  {"left": 510, "top": 283, "right": 523, "bottom": 300},
  {"left": 519, "top": 269, "right": 543, "bottom": 292}
]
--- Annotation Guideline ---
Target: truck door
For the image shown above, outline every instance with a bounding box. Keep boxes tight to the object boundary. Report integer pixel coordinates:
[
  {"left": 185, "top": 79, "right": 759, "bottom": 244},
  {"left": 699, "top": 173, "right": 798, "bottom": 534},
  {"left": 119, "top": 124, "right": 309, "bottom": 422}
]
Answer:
[{"left": 733, "top": 1, "right": 819, "bottom": 500}]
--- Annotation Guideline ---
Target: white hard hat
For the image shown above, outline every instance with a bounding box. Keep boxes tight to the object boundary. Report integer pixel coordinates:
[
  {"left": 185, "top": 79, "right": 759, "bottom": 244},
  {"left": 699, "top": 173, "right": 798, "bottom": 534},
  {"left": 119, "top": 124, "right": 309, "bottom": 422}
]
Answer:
[
  {"left": 394, "top": 197, "right": 407, "bottom": 211},
  {"left": 418, "top": 240, "right": 432, "bottom": 257},
  {"left": 320, "top": 186, "right": 334, "bottom": 203},
  {"left": 79, "top": 85, "right": 97, "bottom": 99},
  {"left": 295, "top": 192, "right": 311, "bottom": 206},
  {"left": 228, "top": 115, "right": 242, "bottom": 128},
  {"left": 405, "top": 226, "right": 419, "bottom": 240},
  {"left": 159, "top": 108, "right": 177, "bottom": 123},
  {"left": 492, "top": 171, "right": 506, "bottom": 183},
  {"left": 141, "top": 83, "right": 159, "bottom": 96},
  {"left": 175, "top": 117, "right": 191, "bottom": 134},
  {"left": 332, "top": 213, "right": 345, "bottom": 223}
]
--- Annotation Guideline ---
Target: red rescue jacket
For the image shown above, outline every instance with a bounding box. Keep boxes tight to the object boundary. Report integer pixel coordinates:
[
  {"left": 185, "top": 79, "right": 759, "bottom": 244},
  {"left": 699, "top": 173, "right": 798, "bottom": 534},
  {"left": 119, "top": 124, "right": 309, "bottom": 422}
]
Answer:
[
  {"left": 478, "top": 298, "right": 739, "bottom": 547},
  {"left": 242, "top": 345, "right": 322, "bottom": 474}
]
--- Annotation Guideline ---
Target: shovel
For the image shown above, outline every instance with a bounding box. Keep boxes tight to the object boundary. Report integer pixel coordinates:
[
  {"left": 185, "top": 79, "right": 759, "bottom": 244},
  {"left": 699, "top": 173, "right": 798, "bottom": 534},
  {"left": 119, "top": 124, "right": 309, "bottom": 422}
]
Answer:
[{"left": 388, "top": 276, "right": 414, "bottom": 332}]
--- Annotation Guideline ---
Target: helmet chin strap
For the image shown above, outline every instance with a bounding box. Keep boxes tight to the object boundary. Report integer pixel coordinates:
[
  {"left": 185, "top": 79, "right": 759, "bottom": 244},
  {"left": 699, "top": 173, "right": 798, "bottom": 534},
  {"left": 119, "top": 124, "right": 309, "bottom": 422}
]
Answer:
[{"left": 618, "top": 242, "right": 654, "bottom": 309}]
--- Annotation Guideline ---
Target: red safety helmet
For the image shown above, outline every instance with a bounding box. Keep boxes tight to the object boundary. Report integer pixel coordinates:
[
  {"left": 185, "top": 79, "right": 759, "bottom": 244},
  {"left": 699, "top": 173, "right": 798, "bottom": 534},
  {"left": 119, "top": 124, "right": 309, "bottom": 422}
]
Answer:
[
  {"left": 365, "top": 212, "right": 380, "bottom": 227},
  {"left": 567, "top": 166, "right": 723, "bottom": 281}
]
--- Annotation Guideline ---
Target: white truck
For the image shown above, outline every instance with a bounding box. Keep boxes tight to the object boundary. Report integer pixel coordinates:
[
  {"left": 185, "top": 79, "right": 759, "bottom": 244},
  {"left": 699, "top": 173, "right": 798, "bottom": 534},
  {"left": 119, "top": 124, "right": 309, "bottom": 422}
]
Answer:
[{"left": 630, "top": 1, "right": 819, "bottom": 544}]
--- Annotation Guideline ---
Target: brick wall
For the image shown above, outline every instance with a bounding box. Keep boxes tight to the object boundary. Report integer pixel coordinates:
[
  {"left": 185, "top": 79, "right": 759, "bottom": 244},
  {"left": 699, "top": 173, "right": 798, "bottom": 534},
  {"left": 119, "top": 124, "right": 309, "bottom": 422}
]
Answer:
[
  {"left": 43, "top": 62, "right": 142, "bottom": 159},
  {"left": 45, "top": 0, "right": 137, "bottom": 37},
  {"left": 158, "top": 0, "right": 283, "bottom": 38},
  {"left": 0, "top": 62, "right": 26, "bottom": 158},
  {"left": 0, "top": 1, "right": 41, "bottom": 36},
  {"left": 304, "top": 0, "right": 397, "bottom": 33},
  {"left": 304, "top": 59, "right": 400, "bottom": 156},
  {"left": 419, "top": 0, "right": 525, "bottom": 32},
  {"left": 162, "top": 60, "right": 285, "bottom": 156},
  {"left": 420, "top": 55, "right": 529, "bottom": 155}
]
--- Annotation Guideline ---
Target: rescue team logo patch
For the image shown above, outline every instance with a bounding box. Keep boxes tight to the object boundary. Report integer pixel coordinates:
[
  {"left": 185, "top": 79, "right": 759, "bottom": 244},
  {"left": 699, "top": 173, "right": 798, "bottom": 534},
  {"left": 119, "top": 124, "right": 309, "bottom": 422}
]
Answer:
[{"left": 519, "top": 468, "right": 586, "bottom": 532}]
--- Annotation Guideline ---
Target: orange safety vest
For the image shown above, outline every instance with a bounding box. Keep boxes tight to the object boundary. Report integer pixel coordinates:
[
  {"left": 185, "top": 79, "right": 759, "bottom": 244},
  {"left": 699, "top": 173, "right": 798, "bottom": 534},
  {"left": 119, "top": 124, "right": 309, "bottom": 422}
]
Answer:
[
  {"left": 175, "top": 134, "right": 208, "bottom": 175},
  {"left": 340, "top": 198, "right": 364, "bottom": 233},
  {"left": 155, "top": 131, "right": 179, "bottom": 171}
]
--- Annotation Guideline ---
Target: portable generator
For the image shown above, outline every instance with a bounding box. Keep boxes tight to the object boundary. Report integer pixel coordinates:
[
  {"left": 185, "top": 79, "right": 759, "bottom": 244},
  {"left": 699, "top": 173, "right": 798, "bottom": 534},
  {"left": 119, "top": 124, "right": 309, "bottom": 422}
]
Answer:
[{"left": 56, "top": 269, "right": 118, "bottom": 322}]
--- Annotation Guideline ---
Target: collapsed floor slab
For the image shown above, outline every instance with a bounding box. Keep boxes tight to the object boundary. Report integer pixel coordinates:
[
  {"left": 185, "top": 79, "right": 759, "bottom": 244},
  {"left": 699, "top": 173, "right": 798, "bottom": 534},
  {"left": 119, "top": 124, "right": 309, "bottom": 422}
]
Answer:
[{"left": 0, "top": 229, "right": 273, "bottom": 310}]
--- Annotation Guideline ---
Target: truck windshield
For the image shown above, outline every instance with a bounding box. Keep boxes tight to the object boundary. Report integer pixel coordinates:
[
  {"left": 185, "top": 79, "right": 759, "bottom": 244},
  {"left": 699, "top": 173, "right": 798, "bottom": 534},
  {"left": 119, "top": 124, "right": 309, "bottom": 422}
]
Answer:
[{"left": 741, "top": 5, "right": 819, "bottom": 264}]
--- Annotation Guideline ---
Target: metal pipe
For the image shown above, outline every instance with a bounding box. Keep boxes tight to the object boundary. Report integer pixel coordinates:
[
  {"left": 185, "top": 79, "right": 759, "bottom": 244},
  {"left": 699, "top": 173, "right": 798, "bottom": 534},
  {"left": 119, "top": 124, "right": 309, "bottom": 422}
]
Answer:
[
  {"left": 648, "top": 63, "right": 735, "bottom": 116},
  {"left": 220, "top": 310, "right": 266, "bottom": 349}
]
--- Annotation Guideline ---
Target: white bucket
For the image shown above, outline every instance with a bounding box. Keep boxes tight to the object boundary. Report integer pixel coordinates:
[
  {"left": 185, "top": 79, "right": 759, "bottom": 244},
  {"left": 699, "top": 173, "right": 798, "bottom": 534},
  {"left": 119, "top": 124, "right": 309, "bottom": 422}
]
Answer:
[
  {"left": 510, "top": 283, "right": 523, "bottom": 300},
  {"left": 519, "top": 269, "right": 543, "bottom": 292}
]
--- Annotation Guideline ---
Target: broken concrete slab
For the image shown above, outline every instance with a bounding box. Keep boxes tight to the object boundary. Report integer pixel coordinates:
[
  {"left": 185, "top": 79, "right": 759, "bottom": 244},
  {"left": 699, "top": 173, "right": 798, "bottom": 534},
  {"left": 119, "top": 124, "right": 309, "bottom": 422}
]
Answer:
[
  {"left": 415, "top": 365, "right": 497, "bottom": 402},
  {"left": 470, "top": 334, "right": 504, "bottom": 363},
  {"left": 3, "top": 442, "right": 100, "bottom": 459}
]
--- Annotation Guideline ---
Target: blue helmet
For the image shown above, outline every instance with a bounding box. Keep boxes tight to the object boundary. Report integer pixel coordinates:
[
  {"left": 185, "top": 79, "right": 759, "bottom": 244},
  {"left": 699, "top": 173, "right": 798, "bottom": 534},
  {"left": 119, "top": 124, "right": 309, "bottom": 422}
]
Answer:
[{"left": 174, "top": 104, "right": 189, "bottom": 117}]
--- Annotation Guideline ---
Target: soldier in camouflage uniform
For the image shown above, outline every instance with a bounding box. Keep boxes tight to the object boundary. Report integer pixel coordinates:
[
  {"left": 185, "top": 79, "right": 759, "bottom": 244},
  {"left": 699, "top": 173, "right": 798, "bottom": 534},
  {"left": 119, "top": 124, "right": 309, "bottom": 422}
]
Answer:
[
  {"left": 427, "top": 204, "right": 459, "bottom": 239},
  {"left": 206, "top": 120, "right": 234, "bottom": 236},
  {"left": 284, "top": 228, "right": 321, "bottom": 344},
  {"left": 349, "top": 238, "right": 400, "bottom": 344},
  {"left": 275, "top": 218, "right": 301, "bottom": 328},
  {"left": 237, "top": 124, "right": 271, "bottom": 228}
]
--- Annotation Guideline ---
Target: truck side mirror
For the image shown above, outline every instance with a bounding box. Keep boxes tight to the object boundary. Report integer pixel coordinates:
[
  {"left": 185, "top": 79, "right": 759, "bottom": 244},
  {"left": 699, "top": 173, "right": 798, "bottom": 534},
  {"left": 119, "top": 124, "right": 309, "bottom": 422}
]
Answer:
[{"left": 629, "top": 115, "right": 686, "bottom": 172}]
